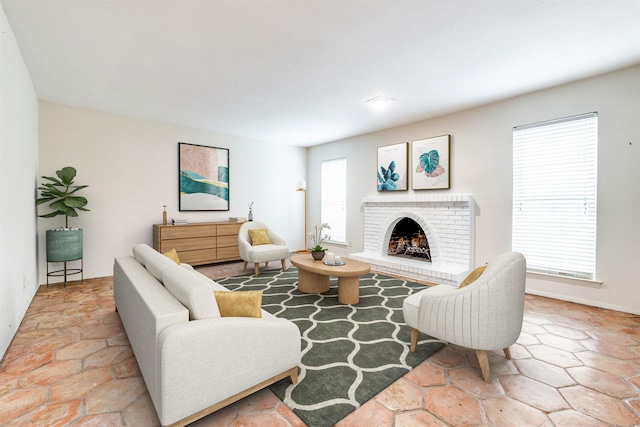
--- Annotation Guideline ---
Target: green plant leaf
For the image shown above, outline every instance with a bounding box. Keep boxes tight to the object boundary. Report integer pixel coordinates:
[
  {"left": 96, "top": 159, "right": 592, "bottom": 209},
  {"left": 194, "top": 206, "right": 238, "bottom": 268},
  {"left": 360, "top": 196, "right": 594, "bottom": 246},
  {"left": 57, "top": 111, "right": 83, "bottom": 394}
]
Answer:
[
  {"left": 39, "top": 212, "right": 62, "bottom": 218},
  {"left": 41, "top": 176, "right": 64, "bottom": 186},
  {"left": 39, "top": 187, "right": 65, "bottom": 197},
  {"left": 56, "top": 167, "right": 77, "bottom": 185},
  {"left": 68, "top": 185, "right": 88, "bottom": 194},
  {"left": 50, "top": 200, "right": 71, "bottom": 212},
  {"left": 64, "top": 196, "right": 88, "bottom": 208},
  {"left": 36, "top": 196, "right": 55, "bottom": 205}
]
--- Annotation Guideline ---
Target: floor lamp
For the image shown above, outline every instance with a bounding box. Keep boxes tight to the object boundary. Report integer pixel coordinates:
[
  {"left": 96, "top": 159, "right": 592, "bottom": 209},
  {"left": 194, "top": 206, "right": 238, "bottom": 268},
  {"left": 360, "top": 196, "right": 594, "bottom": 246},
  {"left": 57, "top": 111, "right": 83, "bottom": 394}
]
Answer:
[{"left": 296, "top": 180, "right": 307, "bottom": 253}]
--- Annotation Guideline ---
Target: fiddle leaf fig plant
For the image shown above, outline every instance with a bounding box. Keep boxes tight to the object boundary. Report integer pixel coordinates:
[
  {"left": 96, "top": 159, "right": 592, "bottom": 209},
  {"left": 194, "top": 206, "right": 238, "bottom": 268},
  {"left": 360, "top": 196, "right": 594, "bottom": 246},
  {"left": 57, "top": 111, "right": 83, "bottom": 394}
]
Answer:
[{"left": 36, "top": 166, "right": 89, "bottom": 229}]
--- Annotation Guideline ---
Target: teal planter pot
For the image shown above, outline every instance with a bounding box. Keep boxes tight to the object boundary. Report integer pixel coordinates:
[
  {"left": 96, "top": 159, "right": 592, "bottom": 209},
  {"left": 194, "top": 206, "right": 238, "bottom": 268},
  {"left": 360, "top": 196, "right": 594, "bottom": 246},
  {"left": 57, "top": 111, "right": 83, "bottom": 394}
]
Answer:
[{"left": 46, "top": 229, "right": 83, "bottom": 262}]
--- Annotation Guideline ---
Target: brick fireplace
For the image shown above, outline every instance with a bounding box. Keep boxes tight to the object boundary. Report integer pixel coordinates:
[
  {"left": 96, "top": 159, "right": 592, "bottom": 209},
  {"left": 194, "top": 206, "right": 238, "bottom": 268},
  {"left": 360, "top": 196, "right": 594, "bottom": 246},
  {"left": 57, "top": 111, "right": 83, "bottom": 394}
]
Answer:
[{"left": 349, "top": 194, "right": 475, "bottom": 286}]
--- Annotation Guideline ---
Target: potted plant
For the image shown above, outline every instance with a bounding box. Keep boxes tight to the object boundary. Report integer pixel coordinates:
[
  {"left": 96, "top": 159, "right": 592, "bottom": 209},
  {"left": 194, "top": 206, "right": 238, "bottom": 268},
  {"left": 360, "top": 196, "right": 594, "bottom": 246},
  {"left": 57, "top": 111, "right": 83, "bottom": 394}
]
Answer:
[
  {"left": 307, "top": 223, "right": 331, "bottom": 260},
  {"left": 36, "top": 166, "right": 89, "bottom": 265}
]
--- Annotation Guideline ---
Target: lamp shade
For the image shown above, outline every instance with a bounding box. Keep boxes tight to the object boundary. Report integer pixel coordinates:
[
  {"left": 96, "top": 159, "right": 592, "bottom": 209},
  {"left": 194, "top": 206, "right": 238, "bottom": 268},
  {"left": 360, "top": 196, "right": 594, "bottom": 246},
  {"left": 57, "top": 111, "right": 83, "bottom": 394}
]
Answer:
[{"left": 296, "top": 179, "right": 307, "bottom": 191}]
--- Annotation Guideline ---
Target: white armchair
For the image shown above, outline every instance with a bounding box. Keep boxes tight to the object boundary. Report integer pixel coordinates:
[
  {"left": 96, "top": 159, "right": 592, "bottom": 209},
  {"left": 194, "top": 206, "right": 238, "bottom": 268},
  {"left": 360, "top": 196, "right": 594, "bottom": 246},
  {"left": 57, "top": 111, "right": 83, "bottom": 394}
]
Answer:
[
  {"left": 238, "top": 221, "right": 290, "bottom": 275},
  {"left": 403, "top": 252, "right": 526, "bottom": 382}
]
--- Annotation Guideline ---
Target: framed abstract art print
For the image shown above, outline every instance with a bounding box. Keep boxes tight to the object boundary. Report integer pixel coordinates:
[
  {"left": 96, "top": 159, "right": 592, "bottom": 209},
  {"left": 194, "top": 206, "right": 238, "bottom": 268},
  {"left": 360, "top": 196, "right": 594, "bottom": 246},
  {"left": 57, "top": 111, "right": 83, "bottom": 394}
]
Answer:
[{"left": 178, "top": 142, "right": 230, "bottom": 211}]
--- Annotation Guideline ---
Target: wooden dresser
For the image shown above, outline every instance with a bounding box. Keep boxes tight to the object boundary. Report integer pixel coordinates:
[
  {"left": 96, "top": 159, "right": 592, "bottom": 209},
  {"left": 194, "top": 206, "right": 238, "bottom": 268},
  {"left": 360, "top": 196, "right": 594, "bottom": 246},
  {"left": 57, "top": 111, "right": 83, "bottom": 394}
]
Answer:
[{"left": 153, "top": 222, "right": 242, "bottom": 266}]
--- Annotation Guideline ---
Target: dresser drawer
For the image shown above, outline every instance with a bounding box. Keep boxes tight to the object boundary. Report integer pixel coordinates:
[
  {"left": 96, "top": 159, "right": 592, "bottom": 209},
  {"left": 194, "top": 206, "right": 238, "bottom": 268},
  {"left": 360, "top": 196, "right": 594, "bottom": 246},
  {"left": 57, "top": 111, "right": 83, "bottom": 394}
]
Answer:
[
  {"left": 217, "top": 223, "right": 242, "bottom": 236},
  {"left": 216, "top": 234, "right": 238, "bottom": 248},
  {"left": 160, "top": 237, "right": 216, "bottom": 253},
  {"left": 179, "top": 249, "right": 217, "bottom": 265},
  {"left": 216, "top": 246, "right": 240, "bottom": 260},
  {"left": 161, "top": 224, "right": 217, "bottom": 240}
]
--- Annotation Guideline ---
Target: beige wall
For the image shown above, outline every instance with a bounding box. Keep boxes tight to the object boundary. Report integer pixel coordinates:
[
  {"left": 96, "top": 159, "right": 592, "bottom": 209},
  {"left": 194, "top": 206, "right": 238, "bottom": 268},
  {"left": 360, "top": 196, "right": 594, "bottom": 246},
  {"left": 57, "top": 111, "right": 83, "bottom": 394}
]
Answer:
[
  {"left": 309, "top": 65, "right": 640, "bottom": 314},
  {"left": 38, "top": 103, "right": 307, "bottom": 282},
  {"left": 0, "top": 5, "right": 39, "bottom": 357}
]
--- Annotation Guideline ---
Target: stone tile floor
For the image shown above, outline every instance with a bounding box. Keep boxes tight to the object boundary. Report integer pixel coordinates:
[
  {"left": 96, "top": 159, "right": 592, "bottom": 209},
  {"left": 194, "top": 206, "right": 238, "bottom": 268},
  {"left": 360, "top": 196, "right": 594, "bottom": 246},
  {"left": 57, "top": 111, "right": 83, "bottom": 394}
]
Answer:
[{"left": 1, "top": 260, "right": 639, "bottom": 426}]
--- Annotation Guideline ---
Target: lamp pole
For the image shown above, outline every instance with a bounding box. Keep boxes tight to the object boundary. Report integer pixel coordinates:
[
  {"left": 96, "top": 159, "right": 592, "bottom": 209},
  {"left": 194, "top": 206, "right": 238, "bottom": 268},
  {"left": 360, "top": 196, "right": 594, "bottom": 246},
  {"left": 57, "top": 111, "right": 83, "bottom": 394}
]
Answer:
[{"left": 296, "top": 180, "right": 307, "bottom": 252}]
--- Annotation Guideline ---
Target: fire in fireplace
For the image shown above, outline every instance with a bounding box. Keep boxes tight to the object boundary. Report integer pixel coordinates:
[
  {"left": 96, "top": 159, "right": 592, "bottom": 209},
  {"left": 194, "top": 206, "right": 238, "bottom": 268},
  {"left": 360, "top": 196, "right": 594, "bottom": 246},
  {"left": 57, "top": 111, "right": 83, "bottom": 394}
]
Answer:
[{"left": 388, "top": 217, "right": 431, "bottom": 261}]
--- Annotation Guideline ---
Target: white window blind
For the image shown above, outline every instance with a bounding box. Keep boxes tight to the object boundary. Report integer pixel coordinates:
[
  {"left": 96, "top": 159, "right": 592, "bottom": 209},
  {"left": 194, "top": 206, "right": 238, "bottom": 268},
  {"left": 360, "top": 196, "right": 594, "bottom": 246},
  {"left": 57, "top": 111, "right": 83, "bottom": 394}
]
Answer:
[
  {"left": 512, "top": 112, "right": 598, "bottom": 279},
  {"left": 321, "top": 158, "right": 347, "bottom": 243}
]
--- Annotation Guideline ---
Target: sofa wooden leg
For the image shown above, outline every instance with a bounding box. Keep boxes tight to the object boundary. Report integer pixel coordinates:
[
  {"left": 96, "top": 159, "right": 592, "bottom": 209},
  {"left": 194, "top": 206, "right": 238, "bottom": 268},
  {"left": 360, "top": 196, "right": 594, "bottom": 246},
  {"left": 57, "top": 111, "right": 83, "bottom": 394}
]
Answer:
[
  {"left": 254, "top": 264, "right": 259, "bottom": 275},
  {"left": 476, "top": 350, "right": 491, "bottom": 383},
  {"left": 281, "top": 259, "right": 286, "bottom": 269},
  {"left": 503, "top": 347, "right": 512, "bottom": 360},
  {"left": 289, "top": 367, "right": 299, "bottom": 384},
  {"left": 410, "top": 328, "right": 419, "bottom": 352}
]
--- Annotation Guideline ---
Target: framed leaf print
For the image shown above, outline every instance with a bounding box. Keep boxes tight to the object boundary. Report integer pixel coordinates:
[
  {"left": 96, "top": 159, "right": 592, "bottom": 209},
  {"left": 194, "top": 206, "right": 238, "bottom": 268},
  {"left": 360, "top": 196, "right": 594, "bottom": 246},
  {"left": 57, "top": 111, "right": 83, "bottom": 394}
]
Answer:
[
  {"left": 377, "top": 142, "right": 408, "bottom": 191},
  {"left": 412, "top": 135, "right": 450, "bottom": 190},
  {"left": 179, "top": 142, "right": 230, "bottom": 211}
]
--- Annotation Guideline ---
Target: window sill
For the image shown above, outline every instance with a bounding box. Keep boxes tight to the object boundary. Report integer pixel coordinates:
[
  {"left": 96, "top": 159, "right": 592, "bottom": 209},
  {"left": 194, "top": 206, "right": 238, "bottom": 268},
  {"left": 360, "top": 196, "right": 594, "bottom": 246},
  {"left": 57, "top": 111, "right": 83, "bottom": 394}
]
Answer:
[
  {"left": 324, "top": 240, "right": 348, "bottom": 248},
  {"left": 526, "top": 271, "right": 602, "bottom": 288}
]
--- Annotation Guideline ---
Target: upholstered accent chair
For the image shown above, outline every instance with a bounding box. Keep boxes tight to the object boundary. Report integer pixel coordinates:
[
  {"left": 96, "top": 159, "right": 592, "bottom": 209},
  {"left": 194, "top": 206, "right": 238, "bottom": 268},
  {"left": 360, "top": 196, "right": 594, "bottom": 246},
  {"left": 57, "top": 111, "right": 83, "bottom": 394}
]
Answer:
[
  {"left": 238, "top": 221, "right": 290, "bottom": 275},
  {"left": 403, "top": 251, "right": 526, "bottom": 382}
]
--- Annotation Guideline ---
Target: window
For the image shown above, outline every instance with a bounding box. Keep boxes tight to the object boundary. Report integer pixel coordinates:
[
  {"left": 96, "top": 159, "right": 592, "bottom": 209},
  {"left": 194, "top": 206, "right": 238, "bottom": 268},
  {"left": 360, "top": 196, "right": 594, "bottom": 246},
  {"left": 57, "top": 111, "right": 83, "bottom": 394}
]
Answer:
[
  {"left": 321, "top": 158, "right": 347, "bottom": 243},
  {"left": 512, "top": 112, "right": 598, "bottom": 279}
]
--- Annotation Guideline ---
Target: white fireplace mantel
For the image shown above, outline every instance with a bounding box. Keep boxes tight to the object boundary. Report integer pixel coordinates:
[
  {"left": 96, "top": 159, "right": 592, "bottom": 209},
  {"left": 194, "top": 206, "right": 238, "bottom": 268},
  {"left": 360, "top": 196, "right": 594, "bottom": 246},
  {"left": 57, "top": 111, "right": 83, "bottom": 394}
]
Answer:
[{"left": 350, "top": 194, "right": 475, "bottom": 286}]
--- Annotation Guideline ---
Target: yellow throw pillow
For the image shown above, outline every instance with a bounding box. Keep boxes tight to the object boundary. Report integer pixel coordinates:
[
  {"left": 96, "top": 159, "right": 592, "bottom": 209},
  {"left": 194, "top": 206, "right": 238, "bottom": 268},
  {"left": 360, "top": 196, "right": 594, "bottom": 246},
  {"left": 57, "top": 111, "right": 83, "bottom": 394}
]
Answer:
[
  {"left": 458, "top": 265, "right": 486, "bottom": 289},
  {"left": 213, "top": 290, "right": 263, "bottom": 318},
  {"left": 248, "top": 229, "right": 272, "bottom": 246},
  {"left": 162, "top": 248, "right": 181, "bottom": 264}
]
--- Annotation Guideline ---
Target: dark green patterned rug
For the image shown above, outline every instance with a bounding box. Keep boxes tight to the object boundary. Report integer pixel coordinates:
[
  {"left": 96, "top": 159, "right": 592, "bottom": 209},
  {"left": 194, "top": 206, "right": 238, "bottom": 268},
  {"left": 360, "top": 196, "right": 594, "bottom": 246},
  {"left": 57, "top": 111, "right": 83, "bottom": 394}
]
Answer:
[{"left": 216, "top": 267, "right": 445, "bottom": 427}]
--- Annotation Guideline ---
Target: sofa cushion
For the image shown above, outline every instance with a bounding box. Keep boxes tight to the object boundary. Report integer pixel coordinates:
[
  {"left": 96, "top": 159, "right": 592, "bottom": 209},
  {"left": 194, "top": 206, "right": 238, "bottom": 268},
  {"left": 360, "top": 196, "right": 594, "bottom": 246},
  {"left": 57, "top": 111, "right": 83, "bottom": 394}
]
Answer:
[
  {"left": 162, "top": 248, "right": 181, "bottom": 264},
  {"left": 132, "top": 243, "right": 154, "bottom": 267},
  {"left": 458, "top": 265, "right": 486, "bottom": 289},
  {"left": 162, "top": 265, "right": 221, "bottom": 319},
  {"left": 213, "top": 290, "right": 263, "bottom": 318},
  {"left": 132, "top": 243, "right": 176, "bottom": 284},
  {"left": 147, "top": 253, "right": 179, "bottom": 284}
]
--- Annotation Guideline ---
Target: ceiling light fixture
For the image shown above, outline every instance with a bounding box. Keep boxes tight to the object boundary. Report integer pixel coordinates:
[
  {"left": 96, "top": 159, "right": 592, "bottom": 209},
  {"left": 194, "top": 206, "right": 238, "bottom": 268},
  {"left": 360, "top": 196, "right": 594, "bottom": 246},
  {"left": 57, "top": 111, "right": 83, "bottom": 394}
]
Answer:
[{"left": 365, "top": 95, "right": 395, "bottom": 110}]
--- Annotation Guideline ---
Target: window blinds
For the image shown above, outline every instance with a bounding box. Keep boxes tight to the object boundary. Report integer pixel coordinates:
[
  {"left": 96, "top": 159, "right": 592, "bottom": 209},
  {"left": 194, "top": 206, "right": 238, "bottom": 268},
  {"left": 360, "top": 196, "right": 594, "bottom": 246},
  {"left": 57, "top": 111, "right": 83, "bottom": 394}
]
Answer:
[
  {"left": 512, "top": 112, "right": 598, "bottom": 279},
  {"left": 321, "top": 158, "right": 347, "bottom": 243}
]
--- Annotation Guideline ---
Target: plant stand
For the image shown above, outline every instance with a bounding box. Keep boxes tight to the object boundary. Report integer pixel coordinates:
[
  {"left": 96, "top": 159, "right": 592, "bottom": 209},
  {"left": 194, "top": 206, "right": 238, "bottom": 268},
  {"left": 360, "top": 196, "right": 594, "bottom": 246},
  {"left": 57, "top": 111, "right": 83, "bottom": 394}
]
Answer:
[
  {"left": 47, "top": 258, "right": 83, "bottom": 287},
  {"left": 46, "top": 229, "right": 84, "bottom": 288}
]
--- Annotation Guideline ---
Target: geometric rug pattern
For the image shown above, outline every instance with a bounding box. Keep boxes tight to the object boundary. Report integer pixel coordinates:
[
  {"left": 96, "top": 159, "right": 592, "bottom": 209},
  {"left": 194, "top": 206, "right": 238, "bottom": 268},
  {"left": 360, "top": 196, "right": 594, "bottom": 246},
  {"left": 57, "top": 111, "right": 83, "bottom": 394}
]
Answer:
[{"left": 218, "top": 267, "right": 445, "bottom": 427}]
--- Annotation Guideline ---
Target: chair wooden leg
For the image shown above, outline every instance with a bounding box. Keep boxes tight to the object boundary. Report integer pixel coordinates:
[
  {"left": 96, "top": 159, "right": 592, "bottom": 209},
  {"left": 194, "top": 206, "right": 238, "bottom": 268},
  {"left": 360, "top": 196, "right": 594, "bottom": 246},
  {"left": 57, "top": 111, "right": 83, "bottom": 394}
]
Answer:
[
  {"left": 265, "top": 262, "right": 269, "bottom": 268},
  {"left": 503, "top": 347, "right": 512, "bottom": 360},
  {"left": 476, "top": 350, "right": 491, "bottom": 383},
  {"left": 243, "top": 261, "right": 248, "bottom": 270},
  {"left": 254, "top": 264, "right": 260, "bottom": 275},
  {"left": 281, "top": 259, "right": 286, "bottom": 269},
  {"left": 410, "top": 329, "right": 419, "bottom": 352},
  {"left": 289, "top": 367, "right": 299, "bottom": 385}
]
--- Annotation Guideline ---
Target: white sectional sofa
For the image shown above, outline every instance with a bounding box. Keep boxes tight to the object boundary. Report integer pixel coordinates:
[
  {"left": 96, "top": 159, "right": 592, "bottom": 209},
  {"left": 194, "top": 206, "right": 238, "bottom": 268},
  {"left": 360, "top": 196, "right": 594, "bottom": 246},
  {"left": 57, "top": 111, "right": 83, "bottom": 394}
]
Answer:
[{"left": 113, "top": 244, "right": 301, "bottom": 427}]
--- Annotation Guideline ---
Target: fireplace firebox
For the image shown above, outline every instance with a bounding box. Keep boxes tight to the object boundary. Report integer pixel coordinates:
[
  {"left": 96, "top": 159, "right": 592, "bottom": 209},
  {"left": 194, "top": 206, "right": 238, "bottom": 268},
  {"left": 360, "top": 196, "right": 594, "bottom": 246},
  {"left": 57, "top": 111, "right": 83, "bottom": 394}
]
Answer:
[{"left": 388, "top": 218, "right": 431, "bottom": 261}]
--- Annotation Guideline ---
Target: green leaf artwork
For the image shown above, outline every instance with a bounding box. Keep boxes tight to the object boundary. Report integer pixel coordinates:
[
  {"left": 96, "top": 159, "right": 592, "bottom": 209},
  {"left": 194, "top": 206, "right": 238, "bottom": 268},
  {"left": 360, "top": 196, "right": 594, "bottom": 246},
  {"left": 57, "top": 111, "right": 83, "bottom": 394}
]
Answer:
[
  {"left": 377, "top": 160, "right": 401, "bottom": 191},
  {"left": 419, "top": 150, "right": 440, "bottom": 174}
]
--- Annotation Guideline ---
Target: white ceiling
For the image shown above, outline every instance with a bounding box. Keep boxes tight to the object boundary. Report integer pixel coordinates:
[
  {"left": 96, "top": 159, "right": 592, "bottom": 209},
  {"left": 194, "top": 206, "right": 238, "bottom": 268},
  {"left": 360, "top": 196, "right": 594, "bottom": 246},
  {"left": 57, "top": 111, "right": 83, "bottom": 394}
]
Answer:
[{"left": 3, "top": 0, "right": 639, "bottom": 147}]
